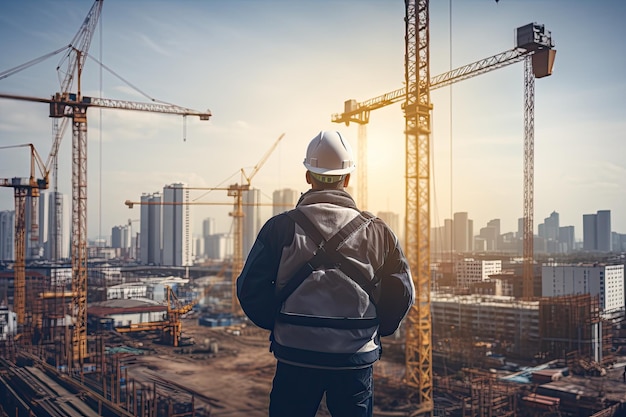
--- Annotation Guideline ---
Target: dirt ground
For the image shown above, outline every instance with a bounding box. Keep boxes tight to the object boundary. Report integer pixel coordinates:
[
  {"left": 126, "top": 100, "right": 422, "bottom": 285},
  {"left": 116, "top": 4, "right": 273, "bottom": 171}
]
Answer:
[{"left": 120, "top": 317, "right": 409, "bottom": 416}]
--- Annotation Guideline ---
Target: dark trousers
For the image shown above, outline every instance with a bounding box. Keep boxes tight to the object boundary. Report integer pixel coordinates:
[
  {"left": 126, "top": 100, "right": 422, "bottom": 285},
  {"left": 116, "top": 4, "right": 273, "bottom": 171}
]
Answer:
[{"left": 269, "top": 361, "right": 374, "bottom": 417}]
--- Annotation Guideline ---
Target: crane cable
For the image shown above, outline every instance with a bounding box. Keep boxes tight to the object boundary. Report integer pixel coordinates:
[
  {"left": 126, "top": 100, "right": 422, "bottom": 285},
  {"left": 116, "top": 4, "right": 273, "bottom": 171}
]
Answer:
[{"left": 0, "top": 45, "right": 69, "bottom": 81}]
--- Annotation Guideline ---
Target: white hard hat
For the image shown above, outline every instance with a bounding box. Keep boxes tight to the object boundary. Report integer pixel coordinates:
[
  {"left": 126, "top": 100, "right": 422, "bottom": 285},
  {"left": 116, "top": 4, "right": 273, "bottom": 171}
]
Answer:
[{"left": 303, "top": 130, "right": 356, "bottom": 175}]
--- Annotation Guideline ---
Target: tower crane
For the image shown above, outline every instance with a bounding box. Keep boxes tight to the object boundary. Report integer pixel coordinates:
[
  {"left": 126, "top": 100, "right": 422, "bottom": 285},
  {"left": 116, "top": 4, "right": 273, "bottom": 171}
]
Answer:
[
  {"left": 1, "top": 97, "right": 210, "bottom": 367},
  {"left": 332, "top": 4, "right": 555, "bottom": 412},
  {"left": 0, "top": 144, "right": 48, "bottom": 329},
  {"left": 125, "top": 132, "right": 286, "bottom": 316}
]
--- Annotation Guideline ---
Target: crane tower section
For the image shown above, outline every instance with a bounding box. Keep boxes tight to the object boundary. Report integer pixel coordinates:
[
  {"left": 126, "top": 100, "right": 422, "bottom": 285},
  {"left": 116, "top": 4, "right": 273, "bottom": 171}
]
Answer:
[{"left": 403, "top": 0, "right": 433, "bottom": 413}]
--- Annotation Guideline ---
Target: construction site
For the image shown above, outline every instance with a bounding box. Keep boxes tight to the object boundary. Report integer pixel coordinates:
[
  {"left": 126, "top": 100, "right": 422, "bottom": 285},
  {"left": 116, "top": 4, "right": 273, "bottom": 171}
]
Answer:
[{"left": 1, "top": 1, "right": 626, "bottom": 416}]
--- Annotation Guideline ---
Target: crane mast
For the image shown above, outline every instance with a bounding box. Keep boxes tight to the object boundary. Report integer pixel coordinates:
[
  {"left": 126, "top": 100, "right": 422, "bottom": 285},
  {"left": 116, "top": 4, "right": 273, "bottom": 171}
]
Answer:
[
  {"left": 49, "top": 0, "right": 103, "bottom": 262},
  {"left": 403, "top": 0, "right": 433, "bottom": 413},
  {"left": 0, "top": 145, "right": 48, "bottom": 329}
]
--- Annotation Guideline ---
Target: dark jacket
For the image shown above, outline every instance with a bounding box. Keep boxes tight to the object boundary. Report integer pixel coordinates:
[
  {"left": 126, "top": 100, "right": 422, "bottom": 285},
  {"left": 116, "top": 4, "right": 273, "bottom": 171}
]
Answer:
[{"left": 237, "top": 189, "right": 414, "bottom": 369}]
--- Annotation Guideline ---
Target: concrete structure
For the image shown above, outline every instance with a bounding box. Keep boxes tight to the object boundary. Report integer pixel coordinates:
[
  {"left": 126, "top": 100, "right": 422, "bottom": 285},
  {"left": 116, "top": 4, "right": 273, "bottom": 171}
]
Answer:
[
  {"left": 431, "top": 293, "right": 539, "bottom": 356},
  {"left": 541, "top": 263, "right": 624, "bottom": 316},
  {"left": 162, "top": 183, "right": 192, "bottom": 267},
  {"left": 455, "top": 258, "right": 502, "bottom": 288},
  {"left": 140, "top": 192, "right": 162, "bottom": 265}
]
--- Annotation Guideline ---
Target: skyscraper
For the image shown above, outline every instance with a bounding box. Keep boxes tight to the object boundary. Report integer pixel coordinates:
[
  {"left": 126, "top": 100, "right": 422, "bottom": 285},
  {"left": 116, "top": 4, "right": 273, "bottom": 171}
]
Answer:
[
  {"left": 453, "top": 212, "right": 471, "bottom": 253},
  {"left": 44, "top": 191, "right": 70, "bottom": 261},
  {"left": 583, "top": 210, "right": 612, "bottom": 252},
  {"left": 140, "top": 192, "right": 161, "bottom": 265},
  {"left": 597, "top": 210, "right": 611, "bottom": 252},
  {"left": 0, "top": 211, "right": 15, "bottom": 261},
  {"left": 162, "top": 183, "right": 192, "bottom": 267}
]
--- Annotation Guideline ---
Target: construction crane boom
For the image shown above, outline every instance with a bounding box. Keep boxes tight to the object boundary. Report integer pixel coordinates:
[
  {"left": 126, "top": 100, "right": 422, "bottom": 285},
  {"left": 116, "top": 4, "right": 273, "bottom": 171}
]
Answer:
[
  {"left": 331, "top": 46, "right": 539, "bottom": 212},
  {"left": 331, "top": 48, "right": 532, "bottom": 126},
  {"left": 0, "top": 92, "right": 212, "bottom": 119}
]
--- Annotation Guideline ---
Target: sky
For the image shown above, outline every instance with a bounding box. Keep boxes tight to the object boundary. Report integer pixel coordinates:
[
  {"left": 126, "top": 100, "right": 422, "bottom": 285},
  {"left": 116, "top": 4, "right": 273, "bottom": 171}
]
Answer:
[{"left": 0, "top": 0, "right": 624, "bottom": 242}]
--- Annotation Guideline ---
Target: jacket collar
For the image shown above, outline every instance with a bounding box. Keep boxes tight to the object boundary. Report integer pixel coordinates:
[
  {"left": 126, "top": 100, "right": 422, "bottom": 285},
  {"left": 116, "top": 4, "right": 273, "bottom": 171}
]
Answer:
[{"left": 296, "top": 189, "right": 358, "bottom": 210}]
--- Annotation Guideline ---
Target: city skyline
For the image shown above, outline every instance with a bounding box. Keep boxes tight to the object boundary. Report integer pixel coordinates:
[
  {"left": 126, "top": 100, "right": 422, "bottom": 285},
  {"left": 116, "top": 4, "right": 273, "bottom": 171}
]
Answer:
[{"left": 0, "top": 1, "right": 624, "bottom": 240}]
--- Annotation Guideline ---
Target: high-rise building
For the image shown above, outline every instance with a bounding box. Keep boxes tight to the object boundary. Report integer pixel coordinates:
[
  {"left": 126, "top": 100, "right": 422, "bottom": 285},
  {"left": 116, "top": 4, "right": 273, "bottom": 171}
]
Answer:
[
  {"left": 583, "top": 214, "right": 597, "bottom": 251},
  {"left": 541, "top": 263, "right": 624, "bottom": 315},
  {"left": 162, "top": 183, "right": 192, "bottom": 267},
  {"left": 140, "top": 192, "right": 161, "bottom": 265},
  {"left": 202, "top": 218, "right": 215, "bottom": 237},
  {"left": 0, "top": 211, "right": 15, "bottom": 261},
  {"left": 205, "top": 233, "right": 233, "bottom": 261},
  {"left": 272, "top": 188, "right": 299, "bottom": 216},
  {"left": 597, "top": 210, "right": 611, "bottom": 252},
  {"left": 111, "top": 225, "right": 131, "bottom": 249},
  {"left": 44, "top": 191, "right": 70, "bottom": 261},
  {"left": 583, "top": 210, "right": 612, "bottom": 252},
  {"left": 243, "top": 188, "right": 263, "bottom": 258},
  {"left": 558, "top": 226, "right": 575, "bottom": 253},
  {"left": 453, "top": 212, "right": 471, "bottom": 253}
]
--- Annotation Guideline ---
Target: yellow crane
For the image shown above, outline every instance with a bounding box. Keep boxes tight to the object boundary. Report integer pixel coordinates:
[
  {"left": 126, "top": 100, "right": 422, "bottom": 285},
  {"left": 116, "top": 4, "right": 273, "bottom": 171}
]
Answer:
[
  {"left": 0, "top": 0, "right": 211, "bottom": 365},
  {"left": 332, "top": 4, "right": 555, "bottom": 413},
  {"left": 0, "top": 144, "right": 48, "bottom": 330}
]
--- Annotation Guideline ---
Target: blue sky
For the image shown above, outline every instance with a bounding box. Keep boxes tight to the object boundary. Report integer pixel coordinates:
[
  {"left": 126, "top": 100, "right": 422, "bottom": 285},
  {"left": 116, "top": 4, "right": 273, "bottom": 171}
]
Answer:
[{"left": 0, "top": 0, "right": 624, "bottom": 241}]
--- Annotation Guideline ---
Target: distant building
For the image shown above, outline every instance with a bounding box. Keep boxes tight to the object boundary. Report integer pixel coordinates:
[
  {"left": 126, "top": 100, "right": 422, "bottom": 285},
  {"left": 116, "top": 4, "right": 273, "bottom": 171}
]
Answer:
[
  {"left": 162, "top": 183, "right": 192, "bottom": 266},
  {"left": 0, "top": 211, "right": 14, "bottom": 261},
  {"left": 558, "top": 226, "right": 575, "bottom": 253},
  {"left": 36, "top": 191, "right": 70, "bottom": 261},
  {"left": 243, "top": 188, "right": 263, "bottom": 258},
  {"left": 272, "top": 188, "right": 299, "bottom": 216},
  {"left": 583, "top": 210, "right": 612, "bottom": 252},
  {"left": 205, "top": 233, "right": 233, "bottom": 261},
  {"left": 140, "top": 192, "right": 162, "bottom": 265},
  {"left": 455, "top": 258, "right": 502, "bottom": 288},
  {"left": 454, "top": 212, "right": 472, "bottom": 253},
  {"left": 541, "top": 263, "right": 624, "bottom": 316}
]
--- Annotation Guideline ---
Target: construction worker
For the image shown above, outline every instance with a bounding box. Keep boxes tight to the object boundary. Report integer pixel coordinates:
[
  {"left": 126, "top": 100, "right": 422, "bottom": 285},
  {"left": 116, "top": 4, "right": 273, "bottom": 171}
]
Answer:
[{"left": 237, "top": 130, "right": 415, "bottom": 417}]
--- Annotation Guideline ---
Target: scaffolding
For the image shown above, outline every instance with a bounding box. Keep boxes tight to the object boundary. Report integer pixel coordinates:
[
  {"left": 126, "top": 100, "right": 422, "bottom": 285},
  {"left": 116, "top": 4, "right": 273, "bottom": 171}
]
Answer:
[{"left": 539, "top": 294, "right": 613, "bottom": 366}]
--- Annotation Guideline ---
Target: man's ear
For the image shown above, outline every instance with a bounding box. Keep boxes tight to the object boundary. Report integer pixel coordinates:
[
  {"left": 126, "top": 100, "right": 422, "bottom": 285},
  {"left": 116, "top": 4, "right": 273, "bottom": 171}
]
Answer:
[
  {"left": 343, "top": 173, "right": 351, "bottom": 187},
  {"left": 305, "top": 171, "right": 312, "bottom": 184}
]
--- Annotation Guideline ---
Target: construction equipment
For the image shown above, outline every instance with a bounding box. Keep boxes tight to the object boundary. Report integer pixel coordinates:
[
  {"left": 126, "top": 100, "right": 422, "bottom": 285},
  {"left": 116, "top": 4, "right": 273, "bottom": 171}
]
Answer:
[
  {"left": 332, "top": 14, "right": 554, "bottom": 411},
  {"left": 0, "top": 0, "right": 211, "bottom": 366},
  {"left": 0, "top": 144, "right": 49, "bottom": 328},
  {"left": 115, "top": 285, "right": 196, "bottom": 347}
]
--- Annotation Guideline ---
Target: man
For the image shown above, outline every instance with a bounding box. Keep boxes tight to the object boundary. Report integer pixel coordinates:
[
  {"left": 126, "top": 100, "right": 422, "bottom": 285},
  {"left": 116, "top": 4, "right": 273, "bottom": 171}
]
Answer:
[{"left": 237, "top": 130, "right": 415, "bottom": 417}]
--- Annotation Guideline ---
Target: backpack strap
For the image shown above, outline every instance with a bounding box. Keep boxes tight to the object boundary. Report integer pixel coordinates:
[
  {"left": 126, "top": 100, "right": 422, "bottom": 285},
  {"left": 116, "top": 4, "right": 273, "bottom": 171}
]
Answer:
[{"left": 276, "top": 209, "right": 378, "bottom": 303}]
